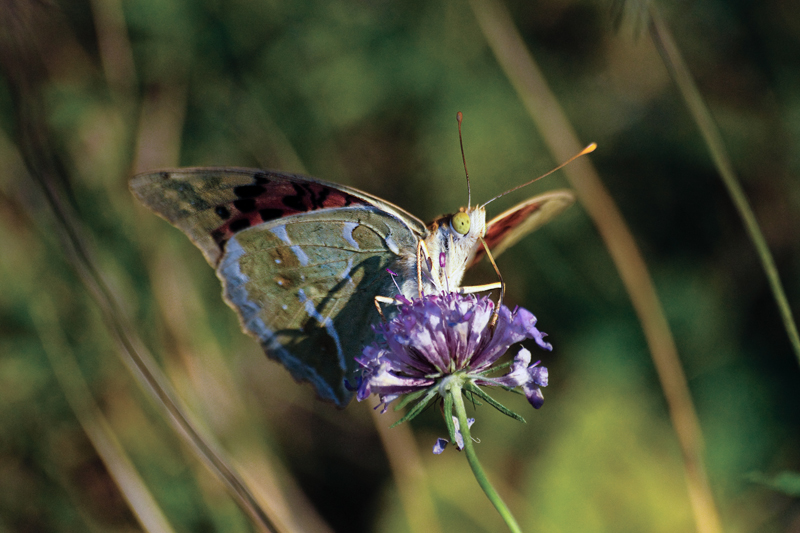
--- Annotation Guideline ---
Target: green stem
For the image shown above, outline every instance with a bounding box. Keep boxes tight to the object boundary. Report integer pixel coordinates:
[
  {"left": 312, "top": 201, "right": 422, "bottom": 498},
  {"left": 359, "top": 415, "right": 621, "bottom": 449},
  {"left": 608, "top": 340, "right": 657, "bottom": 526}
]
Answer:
[
  {"left": 650, "top": 4, "right": 800, "bottom": 368},
  {"left": 450, "top": 383, "right": 523, "bottom": 533}
]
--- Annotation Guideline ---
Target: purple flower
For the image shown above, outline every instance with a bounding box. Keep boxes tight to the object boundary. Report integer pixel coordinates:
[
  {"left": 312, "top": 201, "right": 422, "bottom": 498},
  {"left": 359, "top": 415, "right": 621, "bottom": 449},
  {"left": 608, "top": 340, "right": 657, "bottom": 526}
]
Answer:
[{"left": 356, "top": 291, "right": 551, "bottom": 417}]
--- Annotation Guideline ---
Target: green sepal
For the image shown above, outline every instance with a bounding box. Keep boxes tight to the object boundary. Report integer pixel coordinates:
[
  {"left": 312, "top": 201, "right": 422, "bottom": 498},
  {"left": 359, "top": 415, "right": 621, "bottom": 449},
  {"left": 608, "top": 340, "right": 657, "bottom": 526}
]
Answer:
[
  {"left": 463, "top": 389, "right": 484, "bottom": 407},
  {"left": 475, "top": 359, "right": 514, "bottom": 374},
  {"left": 443, "top": 390, "right": 457, "bottom": 444},
  {"left": 390, "top": 387, "right": 437, "bottom": 428},
  {"left": 469, "top": 375, "right": 519, "bottom": 393},
  {"left": 463, "top": 382, "right": 526, "bottom": 423},
  {"left": 394, "top": 388, "right": 427, "bottom": 411}
]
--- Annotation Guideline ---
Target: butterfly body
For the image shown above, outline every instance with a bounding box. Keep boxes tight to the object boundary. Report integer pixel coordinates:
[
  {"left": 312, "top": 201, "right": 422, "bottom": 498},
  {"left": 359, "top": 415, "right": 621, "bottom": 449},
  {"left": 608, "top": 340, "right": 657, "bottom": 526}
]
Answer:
[
  {"left": 414, "top": 206, "right": 488, "bottom": 296},
  {"left": 131, "top": 168, "right": 574, "bottom": 407}
]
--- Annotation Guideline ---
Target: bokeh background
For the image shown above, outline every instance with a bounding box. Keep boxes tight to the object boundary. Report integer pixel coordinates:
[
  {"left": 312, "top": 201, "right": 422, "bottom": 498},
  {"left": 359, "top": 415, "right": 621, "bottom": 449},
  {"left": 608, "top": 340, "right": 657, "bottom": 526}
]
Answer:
[{"left": 1, "top": 0, "right": 799, "bottom": 531}]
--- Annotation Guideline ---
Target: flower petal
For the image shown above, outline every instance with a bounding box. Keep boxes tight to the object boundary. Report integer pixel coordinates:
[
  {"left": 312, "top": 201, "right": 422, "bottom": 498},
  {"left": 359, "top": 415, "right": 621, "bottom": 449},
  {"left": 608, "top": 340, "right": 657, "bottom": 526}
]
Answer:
[
  {"left": 493, "top": 347, "right": 532, "bottom": 387},
  {"left": 451, "top": 416, "right": 475, "bottom": 450},
  {"left": 529, "top": 364, "right": 548, "bottom": 387},
  {"left": 433, "top": 438, "right": 448, "bottom": 455},
  {"left": 356, "top": 357, "right": 433, "bottom": 406},
  {"left": 523, "top": 383, "right": 545, "bottom": 409}
]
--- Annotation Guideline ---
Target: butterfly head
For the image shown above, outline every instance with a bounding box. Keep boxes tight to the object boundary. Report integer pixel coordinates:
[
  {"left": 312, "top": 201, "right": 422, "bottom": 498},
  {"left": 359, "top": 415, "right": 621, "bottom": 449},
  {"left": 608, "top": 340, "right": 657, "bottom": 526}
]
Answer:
[{"left": 423, "top": 204, "right": 486, "bottom": 291}]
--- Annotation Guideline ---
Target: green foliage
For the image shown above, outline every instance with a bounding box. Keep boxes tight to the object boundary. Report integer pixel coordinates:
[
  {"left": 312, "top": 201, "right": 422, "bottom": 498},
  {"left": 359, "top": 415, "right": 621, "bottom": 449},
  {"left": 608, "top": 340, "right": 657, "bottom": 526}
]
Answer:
[{"left": 0, "top": 0, "right": 798, "bottom": 531}]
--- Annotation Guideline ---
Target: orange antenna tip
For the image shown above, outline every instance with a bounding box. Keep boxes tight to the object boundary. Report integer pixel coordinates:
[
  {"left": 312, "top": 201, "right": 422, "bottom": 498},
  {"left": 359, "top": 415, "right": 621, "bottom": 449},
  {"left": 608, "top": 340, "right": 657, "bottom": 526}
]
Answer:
[{"left": 481, "top": 142, "right": 598, "bottom": 208}]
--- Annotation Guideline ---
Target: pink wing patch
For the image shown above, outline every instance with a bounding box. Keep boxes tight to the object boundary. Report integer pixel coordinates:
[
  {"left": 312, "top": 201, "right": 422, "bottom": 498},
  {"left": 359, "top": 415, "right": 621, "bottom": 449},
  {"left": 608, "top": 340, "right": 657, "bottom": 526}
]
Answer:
[
  {"left": 210, "top": 172, "right": 369, "bottom": 247},
  {"left": 470, "top": 200, "right": 543, "bottom": 267}
]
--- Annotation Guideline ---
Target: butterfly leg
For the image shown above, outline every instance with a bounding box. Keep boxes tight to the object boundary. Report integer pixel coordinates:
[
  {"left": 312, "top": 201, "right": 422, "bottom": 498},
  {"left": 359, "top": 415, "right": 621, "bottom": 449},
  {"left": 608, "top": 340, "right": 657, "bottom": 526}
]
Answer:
[
  {"left": 374, "top": 295, "right": 398, "bottom": 322},
  {"left": 415, "top": 240, "right": 433, "bottom": 298},
  {"left": 458, "top": 282, "right": 502, "bottom": 295}
]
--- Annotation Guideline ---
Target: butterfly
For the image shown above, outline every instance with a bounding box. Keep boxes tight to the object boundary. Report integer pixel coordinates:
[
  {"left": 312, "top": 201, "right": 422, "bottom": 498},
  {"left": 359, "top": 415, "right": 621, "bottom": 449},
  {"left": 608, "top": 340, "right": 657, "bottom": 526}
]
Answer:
[{"left": 131, "top": 165, "right": 577, "bottom": 408}]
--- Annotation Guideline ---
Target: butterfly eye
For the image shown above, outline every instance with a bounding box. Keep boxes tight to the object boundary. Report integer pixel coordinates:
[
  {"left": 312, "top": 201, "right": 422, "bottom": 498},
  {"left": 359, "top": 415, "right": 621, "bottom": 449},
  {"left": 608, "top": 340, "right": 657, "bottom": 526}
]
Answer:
[{"left": 451, "top": 212, "right": 471, "bottom": 235}]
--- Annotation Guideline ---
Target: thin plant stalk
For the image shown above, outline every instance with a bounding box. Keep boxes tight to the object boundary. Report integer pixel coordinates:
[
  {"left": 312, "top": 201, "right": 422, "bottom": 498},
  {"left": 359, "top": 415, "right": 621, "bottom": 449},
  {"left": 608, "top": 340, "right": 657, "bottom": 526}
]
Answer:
[
  {"left": 649, "top": 3, "right": 800, "bottom": 367},
  {"left": 450, "top": 383, "right": 522, "bottom": 533},
  {"left": 369, "top": 405, "right": 443, "bottom": 533},
  {"left": 33, "top": 165, "right": 280, "bottom": 533},
  {"left": 467, "top": 0, "right": 722, "bottom": 531},
  {"left": 0, "top": 13, "right": 281, "bottom": 528},
  {"left": 33, "top": 298, "right": 177, "bottom": 533}
]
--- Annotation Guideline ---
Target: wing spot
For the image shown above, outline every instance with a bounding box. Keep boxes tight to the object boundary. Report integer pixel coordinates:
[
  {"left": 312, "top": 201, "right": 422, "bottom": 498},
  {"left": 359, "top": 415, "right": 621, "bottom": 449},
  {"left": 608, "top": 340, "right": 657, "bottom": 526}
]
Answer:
[
  {"left": 234, "top": 184, "right": 266, "bottom": 198},
  {"left": 215, "top": 206, "right": 231, "bottom": 219},
  {"left": 342, "top": 222, "right": 360, "bottom": 249},
  {"left": 254, "top": 172, "right": 270, "bottom": 184},
  {"left": 234, "top": 198, "right": 257, "bottom": 213},
  {"left": 260, "top": 208, "right": 284, "bottom": 222},
  {"left": 229, "top": 218, "right": 251, "bottom": 232},
  {"left": 313, "top": 187, "right": 330, "bottom": 209},
  {"left": 384, "top": 232, "right": 400, "bottom": 254},
  {"left": 283, "top": 183, "right": 306, "bottom": 210},
  {"left": 343, "top": 193, "right": 361, "bottom": 206},
  {"left": 270, "top": 225, "right": 291, "bottom": 244},
  {"left": 211, "top": 228, "right": 226, "bottom": 243},
  {"left": 292, "top": 246, "right": 309, "bottom": 266}
]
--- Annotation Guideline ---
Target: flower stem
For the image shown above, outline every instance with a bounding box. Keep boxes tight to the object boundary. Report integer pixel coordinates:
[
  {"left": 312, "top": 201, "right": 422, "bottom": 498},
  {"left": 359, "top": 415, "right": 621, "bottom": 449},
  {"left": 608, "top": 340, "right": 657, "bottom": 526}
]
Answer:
[{"left": 450, "top": 383, "right": 523, "bottom": 533}]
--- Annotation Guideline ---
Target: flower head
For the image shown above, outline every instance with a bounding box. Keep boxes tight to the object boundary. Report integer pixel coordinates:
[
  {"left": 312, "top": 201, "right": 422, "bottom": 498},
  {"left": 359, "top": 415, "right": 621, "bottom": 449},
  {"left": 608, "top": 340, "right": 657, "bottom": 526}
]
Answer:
[{"left": 356, "top": 290, "right": 551, "bottom": 421}]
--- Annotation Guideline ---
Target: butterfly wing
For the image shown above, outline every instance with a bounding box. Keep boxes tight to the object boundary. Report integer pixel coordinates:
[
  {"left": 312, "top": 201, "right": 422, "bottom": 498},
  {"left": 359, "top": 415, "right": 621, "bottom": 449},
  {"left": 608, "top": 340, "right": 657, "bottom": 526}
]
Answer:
[
  {"left": 131, "top": 168, "right": 426, "bottom": 407},
  {"left": 469, "top": 189, "right": 575, "bottom": 267},
  {"left": 130, "top": 167, "right": 427, "bottom": 265}
]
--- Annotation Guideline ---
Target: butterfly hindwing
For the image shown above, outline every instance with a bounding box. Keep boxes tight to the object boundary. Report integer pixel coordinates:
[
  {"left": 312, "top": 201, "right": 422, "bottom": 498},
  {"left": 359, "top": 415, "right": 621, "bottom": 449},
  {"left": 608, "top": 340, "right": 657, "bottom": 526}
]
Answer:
[
  {"left": 470, "top": 189, "right": 575, "bottom": 267},
  {"left": 131, "top": 169, "right": 425, "bottom": 407},
  {"left": 220, "top": 208, "right": 420, "bottom": 406}
]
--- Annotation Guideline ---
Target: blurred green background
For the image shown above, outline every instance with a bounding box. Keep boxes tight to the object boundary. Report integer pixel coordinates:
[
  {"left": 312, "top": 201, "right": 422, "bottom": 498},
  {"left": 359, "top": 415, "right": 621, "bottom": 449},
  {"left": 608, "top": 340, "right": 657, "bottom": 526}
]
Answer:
[{"left": 1, "top": 0, "right": 799, "bottom": 531}]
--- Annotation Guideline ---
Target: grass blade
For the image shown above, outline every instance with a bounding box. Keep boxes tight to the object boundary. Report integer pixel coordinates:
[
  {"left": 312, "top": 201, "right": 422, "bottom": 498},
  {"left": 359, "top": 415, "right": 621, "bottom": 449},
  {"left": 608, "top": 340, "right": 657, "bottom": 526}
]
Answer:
[
  {"left": 649, "top": 3, "right": 800, "bottom": 368},
  {"left": 467, "top": 0, "right": 723, "bottom": 531}
]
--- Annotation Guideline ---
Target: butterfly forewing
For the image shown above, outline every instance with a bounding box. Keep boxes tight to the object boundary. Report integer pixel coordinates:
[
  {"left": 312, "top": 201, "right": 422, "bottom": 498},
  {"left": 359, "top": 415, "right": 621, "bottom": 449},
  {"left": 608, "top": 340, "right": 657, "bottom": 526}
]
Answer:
[
  {"left": 131, "top": 168, "right": 425, "bottom": 407},
  {"left": 469, "top": 189, "right": 575, "bottom": 267},
  {"left": 130, "top": 168, "right": 427, "bottom": 266}
]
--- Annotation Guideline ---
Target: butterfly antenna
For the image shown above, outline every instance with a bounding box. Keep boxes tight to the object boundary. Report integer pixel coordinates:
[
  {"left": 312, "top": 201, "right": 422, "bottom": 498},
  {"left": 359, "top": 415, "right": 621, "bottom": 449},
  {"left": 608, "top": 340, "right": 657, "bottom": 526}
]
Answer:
[
  {"left": 481, "top": 143, "right": 597, "bottom": 208},
  {"left": 457, "top": 112, "right": 472, "bottom": 208}
]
